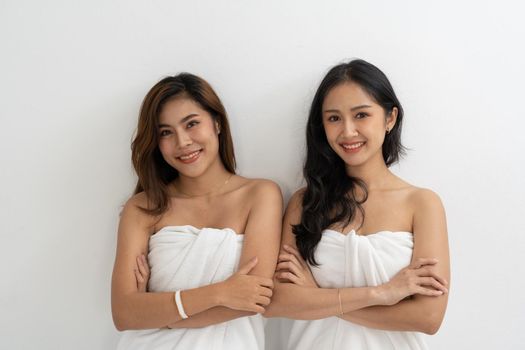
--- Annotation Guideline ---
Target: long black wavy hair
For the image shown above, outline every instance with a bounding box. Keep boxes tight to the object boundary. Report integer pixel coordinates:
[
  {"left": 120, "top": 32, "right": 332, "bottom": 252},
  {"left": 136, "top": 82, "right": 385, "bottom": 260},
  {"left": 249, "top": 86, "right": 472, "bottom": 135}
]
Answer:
[{"left": 293, "top": 59, "right": 406, "bottom": 265}]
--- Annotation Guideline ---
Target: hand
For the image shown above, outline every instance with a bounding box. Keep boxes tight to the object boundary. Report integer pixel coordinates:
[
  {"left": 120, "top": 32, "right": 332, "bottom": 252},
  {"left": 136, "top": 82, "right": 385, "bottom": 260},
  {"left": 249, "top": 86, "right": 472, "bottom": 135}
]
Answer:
[
  {"left": 378, "top": 258, "right": 448, "bottom": 306},
  {"left": 218, "top": 257, "right": 274, "bottom": 313},
  {"left": 275, "top": 245, "right": 318, "bottom": 288},
  {"left": 134, "top": 254, "right": 150, "bottom": 292}
]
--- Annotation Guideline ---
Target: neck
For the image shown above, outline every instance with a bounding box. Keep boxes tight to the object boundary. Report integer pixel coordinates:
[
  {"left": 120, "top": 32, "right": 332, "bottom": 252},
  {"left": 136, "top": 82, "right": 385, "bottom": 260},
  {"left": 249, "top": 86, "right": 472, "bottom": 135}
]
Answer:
[
  {"left": 345, "top": 152, "right": 394, "bottom": 191},
  {"left": 175, "top": 157, "right": 232, "bottom": 197}
]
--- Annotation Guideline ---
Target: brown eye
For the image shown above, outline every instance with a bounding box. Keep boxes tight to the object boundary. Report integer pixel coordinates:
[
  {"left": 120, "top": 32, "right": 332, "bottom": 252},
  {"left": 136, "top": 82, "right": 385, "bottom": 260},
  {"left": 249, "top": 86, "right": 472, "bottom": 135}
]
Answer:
[
  {"left": 355, "top": 112, "right": 368, "bottom": 119},
  {"left": 159, "top": 130, "right": 172, "bottom": 137},
  {"left": 327, "top": 115, "right": 340, "bottom": 122},
  {"left": 187, "top": 120, "right": 199, "bottom": 128}
]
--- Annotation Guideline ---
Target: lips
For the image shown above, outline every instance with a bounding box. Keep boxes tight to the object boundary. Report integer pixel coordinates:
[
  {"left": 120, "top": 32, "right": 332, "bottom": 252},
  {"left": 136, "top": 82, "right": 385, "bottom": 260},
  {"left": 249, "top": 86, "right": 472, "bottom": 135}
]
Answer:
[
  {"left": 340, "top": 141, "right": 366, "bottom": 153},
  {"left": 177, "top": 149, "right": 202, "bottom": 164}
]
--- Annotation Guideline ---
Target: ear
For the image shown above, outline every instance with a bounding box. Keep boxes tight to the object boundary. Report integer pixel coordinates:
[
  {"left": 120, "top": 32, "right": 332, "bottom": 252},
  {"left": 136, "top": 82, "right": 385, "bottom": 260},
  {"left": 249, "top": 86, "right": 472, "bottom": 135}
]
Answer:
[
  {"left": 386, "top": 107, "right": 398, "bottom": 132},
  {"left": 215, "top": 120, "right": 221, "bottom": 134}
]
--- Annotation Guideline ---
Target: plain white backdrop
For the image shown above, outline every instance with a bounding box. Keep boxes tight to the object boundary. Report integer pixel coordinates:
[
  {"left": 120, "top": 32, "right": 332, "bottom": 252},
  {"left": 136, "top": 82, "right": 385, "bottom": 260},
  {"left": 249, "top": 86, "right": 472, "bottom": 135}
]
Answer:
[{"left": 1, "top": 0, "right": 524, "bottom": 349}]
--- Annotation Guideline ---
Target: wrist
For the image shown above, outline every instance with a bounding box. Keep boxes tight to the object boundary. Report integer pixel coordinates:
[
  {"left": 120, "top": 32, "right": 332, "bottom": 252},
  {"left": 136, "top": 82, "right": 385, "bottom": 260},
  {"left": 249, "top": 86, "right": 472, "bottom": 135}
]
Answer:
[
  {"left": 370, "top": 285, "right": 387, "bottom": 306},
  {"left": 175, "top": 290, "right": 189, "bottom": 319},
  {"left": 211, "top": 281, "right": 226, "bottom": 307}
]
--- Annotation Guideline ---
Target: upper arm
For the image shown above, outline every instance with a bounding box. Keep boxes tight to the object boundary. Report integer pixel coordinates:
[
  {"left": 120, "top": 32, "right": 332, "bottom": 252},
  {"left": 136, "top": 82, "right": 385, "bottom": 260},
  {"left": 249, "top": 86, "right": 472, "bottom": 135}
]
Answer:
[
  {"left": 280, "top": 189, "right": 305, "bottom": 249},
  {"left": 410, "top": 189, "right": 450, "bottom": 315},
  {"left": 239, "top": 180, "right": 283, "bottom": 278},
  {"left": 111, "top": 195, "right": 154, "bottom": 303}
]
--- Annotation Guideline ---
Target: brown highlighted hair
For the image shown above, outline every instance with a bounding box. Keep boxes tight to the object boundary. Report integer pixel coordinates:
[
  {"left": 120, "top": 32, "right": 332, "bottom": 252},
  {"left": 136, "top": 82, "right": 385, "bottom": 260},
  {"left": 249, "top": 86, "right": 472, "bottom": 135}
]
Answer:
[{"left": 131, "top": 73, "right": 236, "bottom": 216}]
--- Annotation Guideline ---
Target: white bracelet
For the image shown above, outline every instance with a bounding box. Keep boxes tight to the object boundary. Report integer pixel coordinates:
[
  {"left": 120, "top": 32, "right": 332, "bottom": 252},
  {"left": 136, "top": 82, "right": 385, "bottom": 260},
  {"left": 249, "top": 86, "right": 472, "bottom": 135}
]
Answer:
[{"left": 174, "top": 290, "right": 188, "bottom": 319}]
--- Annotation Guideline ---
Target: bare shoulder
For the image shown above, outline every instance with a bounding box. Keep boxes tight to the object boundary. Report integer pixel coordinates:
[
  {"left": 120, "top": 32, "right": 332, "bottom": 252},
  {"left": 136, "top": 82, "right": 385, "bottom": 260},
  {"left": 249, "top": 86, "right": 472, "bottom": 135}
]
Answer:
[
  {"left": 242, "top": 177, "right": 283, "bottom": 202},
  {"left": 404, "top": 186, "right": 447, "bottom": 236},
  {"left": 284, "top": 187, "right": 306, "bottom": 223},
  {"left": 408, "top": 187, "right": 445, "bottom": 213},
  {"left": 287, "top": 187, "right": 305, "bottom": 210},
  {"left": 122, "top": 191, "right": 147, "bottom": 215},
  {"left": 120, "top": 191, "right": 157, "bottom": 233}
]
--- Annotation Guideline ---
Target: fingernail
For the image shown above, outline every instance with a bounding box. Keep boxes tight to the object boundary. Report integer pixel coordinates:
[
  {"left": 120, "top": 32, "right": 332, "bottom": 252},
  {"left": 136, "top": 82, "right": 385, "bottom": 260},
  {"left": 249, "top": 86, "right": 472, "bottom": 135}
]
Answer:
[{"left": 283, "top": 245, "right": 289, "bottom": 249}]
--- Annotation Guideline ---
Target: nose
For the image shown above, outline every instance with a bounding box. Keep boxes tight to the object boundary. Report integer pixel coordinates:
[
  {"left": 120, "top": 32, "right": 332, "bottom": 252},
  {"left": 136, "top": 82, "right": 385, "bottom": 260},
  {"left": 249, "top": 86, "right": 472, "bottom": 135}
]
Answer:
[
  {"left": 175, "top": 129, "right": 193, "bottom": 148},
  {"left": 342, "top": 118, "right": 359, "bottom": 137}
]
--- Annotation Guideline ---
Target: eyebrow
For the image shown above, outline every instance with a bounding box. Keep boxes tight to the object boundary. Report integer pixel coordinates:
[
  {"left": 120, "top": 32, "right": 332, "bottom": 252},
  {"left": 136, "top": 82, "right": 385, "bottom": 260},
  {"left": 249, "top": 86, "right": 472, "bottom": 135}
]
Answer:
[
  {"left": 323, "top": 104, "right": 373, "bottom": 113},
  {"left": 158, "top": 113, "right": 199, "bottom": 128}
]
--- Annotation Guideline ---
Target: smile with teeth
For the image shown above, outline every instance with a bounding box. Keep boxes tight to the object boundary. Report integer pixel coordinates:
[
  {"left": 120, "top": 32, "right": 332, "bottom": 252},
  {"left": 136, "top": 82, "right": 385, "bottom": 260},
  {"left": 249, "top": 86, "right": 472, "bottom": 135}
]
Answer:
[
  {"left": 178, "top": 150, "right": 201, "bottom": 161},
  {"left": 342, "top": 142, "right": 365, "bottom": 150}
]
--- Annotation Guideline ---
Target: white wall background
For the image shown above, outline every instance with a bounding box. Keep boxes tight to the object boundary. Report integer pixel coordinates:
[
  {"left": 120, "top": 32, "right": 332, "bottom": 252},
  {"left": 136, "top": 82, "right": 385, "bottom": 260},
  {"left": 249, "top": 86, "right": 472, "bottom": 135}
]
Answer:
[{"left": 1, "top": 0, "right": 524, "bottom": 349}]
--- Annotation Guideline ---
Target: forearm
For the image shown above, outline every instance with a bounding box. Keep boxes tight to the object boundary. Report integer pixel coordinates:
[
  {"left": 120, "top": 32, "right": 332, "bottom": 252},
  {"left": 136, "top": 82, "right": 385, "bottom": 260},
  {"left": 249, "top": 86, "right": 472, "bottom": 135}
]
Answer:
[
  {"left": 168, "top": 307, "right": 254, "bottom": 328},
  {"left": 265, "top": 282, "right": 382, "bottom": 320},
  {"left": 339, "top": 296, "right": 446, "bottom": 334},
  {"left": 113, "top": 284, "right": 220, "bottom": 330}
]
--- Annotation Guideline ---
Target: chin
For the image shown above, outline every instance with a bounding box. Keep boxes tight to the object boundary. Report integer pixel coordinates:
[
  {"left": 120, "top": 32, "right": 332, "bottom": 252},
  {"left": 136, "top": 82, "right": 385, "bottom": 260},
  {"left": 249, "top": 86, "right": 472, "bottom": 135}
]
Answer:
[
  {"left": 344, "top": 161, "right": 366, "bottom": 169},
  {"left": 333, "top": 152, "right": 363, "bottom": 167},
  {"left": 342, "top": 155, "right": 370, "bottom": 169},
  {"left": 176, "top": 165, "right": 208, "bottom": 178}
]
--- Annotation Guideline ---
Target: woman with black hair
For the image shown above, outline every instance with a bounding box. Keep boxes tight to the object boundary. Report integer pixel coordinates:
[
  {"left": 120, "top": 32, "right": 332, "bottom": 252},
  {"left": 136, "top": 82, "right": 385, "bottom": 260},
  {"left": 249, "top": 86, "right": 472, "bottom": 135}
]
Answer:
[{"left": 265, "top": 59, "right": 450, "bottom": 349}]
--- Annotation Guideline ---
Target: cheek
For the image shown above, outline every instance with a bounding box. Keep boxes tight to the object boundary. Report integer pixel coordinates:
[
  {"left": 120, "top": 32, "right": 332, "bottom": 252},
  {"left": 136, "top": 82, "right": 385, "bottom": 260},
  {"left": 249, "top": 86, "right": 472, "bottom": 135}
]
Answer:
[
  {"left": 200, "top": 129, "right": 219, "bottom": 144},
  {"left": 158, "top": 139, "right": 171, "bottom": 156},
  {"left": 323, "top": 124, "right": 339, "bottom": 145},
  {"left": 209, "top": 134, "right": 220, "bottom": 151},
  {"left": 363, "top": 120, "right": 384, "bottom": 138}
]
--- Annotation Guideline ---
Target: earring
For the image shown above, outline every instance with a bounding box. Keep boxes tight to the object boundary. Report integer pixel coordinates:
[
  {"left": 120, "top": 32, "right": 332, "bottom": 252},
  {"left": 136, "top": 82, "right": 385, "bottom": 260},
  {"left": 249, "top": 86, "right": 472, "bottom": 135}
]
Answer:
[{"left": 386, "top": 128, "right": 390, "bottom": 134}]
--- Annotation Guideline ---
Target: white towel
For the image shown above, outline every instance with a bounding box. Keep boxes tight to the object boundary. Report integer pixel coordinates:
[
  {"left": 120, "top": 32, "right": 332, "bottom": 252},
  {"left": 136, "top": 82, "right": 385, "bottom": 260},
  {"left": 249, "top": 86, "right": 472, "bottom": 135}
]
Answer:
[
  {"left": 117, "top": 225, "right": 264, "bottom": 350},
  {"left": 287, "top": 229, "right": 429, "bottom": 350}
]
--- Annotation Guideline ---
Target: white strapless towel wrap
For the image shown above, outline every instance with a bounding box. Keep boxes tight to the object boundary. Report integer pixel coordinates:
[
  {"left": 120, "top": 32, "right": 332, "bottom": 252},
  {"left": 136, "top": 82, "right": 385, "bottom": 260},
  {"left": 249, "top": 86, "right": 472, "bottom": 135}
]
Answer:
[
  {"left": 116, "top": 225, "right": 265, "bottom": 350},
  {"left": 287, "top": 229, "right": 429, "bottom": 350}
]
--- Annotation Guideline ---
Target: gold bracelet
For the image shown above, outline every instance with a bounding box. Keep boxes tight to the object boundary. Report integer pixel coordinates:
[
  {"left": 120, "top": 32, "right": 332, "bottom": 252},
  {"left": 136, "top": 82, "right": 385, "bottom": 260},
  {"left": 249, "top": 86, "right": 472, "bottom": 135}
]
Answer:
[{"left": 337, "top": 288, "right": 344, "bottom": 315}]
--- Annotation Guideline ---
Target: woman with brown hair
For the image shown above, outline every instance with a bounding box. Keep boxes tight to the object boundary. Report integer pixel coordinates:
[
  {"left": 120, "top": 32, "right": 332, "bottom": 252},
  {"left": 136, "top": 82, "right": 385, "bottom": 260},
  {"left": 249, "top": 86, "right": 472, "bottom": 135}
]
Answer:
[{"left": 111, "top": 73, "right": 282, "bottom": 349}]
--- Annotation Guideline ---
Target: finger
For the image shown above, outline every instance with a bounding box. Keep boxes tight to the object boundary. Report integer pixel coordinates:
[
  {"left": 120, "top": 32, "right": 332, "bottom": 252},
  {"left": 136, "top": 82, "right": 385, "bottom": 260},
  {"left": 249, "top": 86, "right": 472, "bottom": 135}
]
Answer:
[
  {"left": 279, "top": 251, "right": 298, "bottom": 261},
  {"left": 419, "top": 277, "right": 448, "bottom": 293},
  {"left": 416, "top": 268, "right": 448, "bottom": 286},
  {"left": 276, "top": 261, "right": 305, "bottom": 279},
  {"left": 256, "top": 296, "right": 271, "bottom": 306},
  {"left": 282, "top": 246, "right": 307, "bottom": 268},
  {"left": 237, "top": 257, "right": 258, "bottom": 274},
  {"left": 278, "top": 271, "right": 302, "bottom": 285},
  {"left": 278, "top": 253, "right": 290, "bottom": 263},
  {"left": 259, "top": 286, "right": 273, "bottom": 298},
  {"left": 283, "top": 245, "right": 308, "bottom": 267},
  {"left": 136, "top": 256, "right": 149, "bottom": 277},
  {"left": 279, "top": 253, "right": 304, "bottom": 272},
  {"left": 141, "top": 254, "right": 150, "bottom": 273},
  {"left": 134, "top": 268, "right": 144, "bottom": 283},
  {"left": 276, "top": 260, "right": 302, "bottom": 272},
  {"left": 253, "top": 305, "right": 266, "bottom": 314},
  {"left": 415, "top": 286, "right": 444, "bottom": 297},
  {"left": 242, "top": 302, "right": 265, "bottom": 314},
  {"left": 410, "top": 257, "right": 438, "bottom": 269},
  {"left": 257, "top": 277, "right": 274, "bottom": 289}
]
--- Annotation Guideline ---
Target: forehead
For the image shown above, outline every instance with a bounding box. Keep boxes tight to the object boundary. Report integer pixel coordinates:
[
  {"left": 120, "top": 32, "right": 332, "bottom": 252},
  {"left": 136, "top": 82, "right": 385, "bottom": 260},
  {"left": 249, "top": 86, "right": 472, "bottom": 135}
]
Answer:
[
  {"left": 323, "top": 82, "right": 376, "bottom": 109},
  {"left": 158, "top": 97, "right": 209, "bottom": 124}
]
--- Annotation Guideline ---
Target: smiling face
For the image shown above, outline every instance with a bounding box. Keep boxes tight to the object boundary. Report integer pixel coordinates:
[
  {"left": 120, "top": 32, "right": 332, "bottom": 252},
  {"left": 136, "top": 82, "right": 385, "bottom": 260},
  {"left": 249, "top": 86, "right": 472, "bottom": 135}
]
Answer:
[
  {"left": 322, "top": 81, "right": 397, "bottom": 170},
  {"left": 157, "top": 96, "right": 221, "bottom": 178}
]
